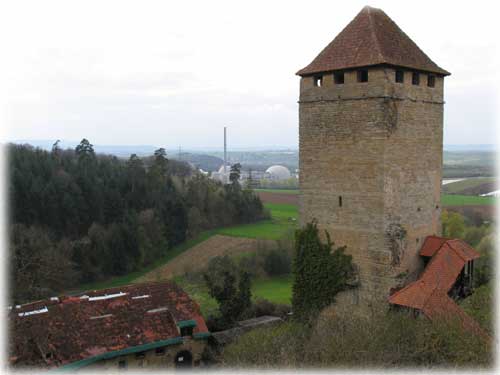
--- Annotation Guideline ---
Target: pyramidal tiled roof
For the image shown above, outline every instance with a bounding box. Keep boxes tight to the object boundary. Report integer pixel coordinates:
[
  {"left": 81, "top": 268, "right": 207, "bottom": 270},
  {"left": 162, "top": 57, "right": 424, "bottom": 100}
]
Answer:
[{"left": 297, "top": 6, "right": 450, "bottom": 76}]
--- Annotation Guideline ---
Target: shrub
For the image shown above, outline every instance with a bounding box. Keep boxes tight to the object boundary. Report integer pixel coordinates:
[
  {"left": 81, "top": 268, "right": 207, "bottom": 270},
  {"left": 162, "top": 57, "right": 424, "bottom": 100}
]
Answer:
[
  {"left": 203, "top": 256, "right": 253, "bottom": 326},
  {"left": 221, "top": 321, "right": 311, "bottom": 368},
  {"left": 222, "top": 309, "right": 493, "bottom": 368},
  {"left": 441, "top": 210, "right": 465, "bottom": 239},
  {"left": 464, "top": 225, "right": 490, "bottom": 247},
  {"left": 474, "top": 234, "right": 495, "bottom": 287},
  {"left": 292, "top": 220, "right": 355, "bottom": 319},
  {"left": 251, "top": 298, "right": 291, "bottom": 318},
  {"left": 460, "top": 283, "right": 493, "bottom": 335},
  {"left": 263, "top": 248, "right": 291, "bottom": 276}
]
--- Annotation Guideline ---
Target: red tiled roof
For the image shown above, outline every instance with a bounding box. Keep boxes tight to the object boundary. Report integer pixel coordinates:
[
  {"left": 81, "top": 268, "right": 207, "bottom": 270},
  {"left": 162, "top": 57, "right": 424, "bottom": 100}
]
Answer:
[
  {"left": 296, "top": 6, "right": 450, "bottom": 76},
  {"left": 389, "top": 236, "right": 486, "bottom": 337},
  {"left": 9, "top": 281, "right": 209, "bottom": 368},
  {"left": 420, "top": 236, "right": 480, "bottom": 261},
  {"left": 419, "top": 235, "right": 449, "bottom": 257}
]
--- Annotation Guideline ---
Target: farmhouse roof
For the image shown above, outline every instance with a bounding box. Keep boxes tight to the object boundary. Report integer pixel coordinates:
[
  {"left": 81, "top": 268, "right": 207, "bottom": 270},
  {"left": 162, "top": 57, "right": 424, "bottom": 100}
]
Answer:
[
  {"left": 8, "top": 281, "right": 209, "bottom": 369},
  {"left": 389, "top": 236, "right": 485, "bottom": 337},
  {"left": 296, "top": 6, "right": 450, "bottom": 76}
]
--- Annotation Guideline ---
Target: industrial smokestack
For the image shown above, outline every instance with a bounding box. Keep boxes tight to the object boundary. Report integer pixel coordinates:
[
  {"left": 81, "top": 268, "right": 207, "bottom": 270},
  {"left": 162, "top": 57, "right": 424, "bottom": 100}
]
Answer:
[{"left": 223, "top": 127, "right": 227, "bottom": 180}]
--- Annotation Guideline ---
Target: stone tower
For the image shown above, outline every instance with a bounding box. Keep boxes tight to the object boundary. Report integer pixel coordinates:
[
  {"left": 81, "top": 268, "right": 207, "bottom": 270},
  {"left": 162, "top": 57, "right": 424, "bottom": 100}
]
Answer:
[{"left": 297, "top": 6, "right": 450, "bottom": 307}]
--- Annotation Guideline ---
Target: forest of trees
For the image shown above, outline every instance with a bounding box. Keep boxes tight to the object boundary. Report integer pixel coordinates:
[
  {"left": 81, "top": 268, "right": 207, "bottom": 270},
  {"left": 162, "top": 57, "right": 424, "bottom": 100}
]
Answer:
[{"left": 9, "top": 140, "right": 265, "bottom": 303}]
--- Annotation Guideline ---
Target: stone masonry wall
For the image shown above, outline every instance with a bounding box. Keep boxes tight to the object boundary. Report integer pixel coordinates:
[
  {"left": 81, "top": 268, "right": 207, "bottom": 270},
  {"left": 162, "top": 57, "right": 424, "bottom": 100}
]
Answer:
[
  {"left": 299, "top": 67, "right": 444, "bottom": 308},
  {"left": 85, "top": 337, "right": 207, "bottom": 371}
]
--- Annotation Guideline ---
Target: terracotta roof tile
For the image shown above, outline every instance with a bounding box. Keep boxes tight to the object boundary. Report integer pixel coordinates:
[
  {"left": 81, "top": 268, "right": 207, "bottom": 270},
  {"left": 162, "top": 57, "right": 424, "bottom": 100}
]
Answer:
[
  {"left": 389, "top": 236, "right": 487, "bottom": 338},
  {"left": 419, "top": 235, "right": 449, "bottom": 257},
  {"left": 297, "top": 6, "right": 450, "bottom": 76},
  {"left": 9, "top": 281, "right": 208, "bottom": 368}
]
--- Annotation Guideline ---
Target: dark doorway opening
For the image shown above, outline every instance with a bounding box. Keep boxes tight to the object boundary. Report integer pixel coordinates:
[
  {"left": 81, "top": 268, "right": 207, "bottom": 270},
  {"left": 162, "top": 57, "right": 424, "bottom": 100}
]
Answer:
[{"left": 175, "top": 350, "right": 193, "bottom": 369}]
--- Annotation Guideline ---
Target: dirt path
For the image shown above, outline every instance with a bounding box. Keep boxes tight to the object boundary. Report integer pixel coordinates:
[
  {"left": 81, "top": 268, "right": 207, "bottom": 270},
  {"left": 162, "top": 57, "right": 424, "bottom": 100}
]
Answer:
[
  {"left": 135, "top": 234, "right": 276, "bottom": 283},
  {"left": 257, "top": 191, "right": 299, "bottom": 205}
]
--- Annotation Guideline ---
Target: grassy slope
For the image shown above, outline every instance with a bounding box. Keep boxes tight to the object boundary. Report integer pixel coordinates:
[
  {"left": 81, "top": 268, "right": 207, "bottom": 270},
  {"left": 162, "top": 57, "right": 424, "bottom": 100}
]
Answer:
[
  {"left": 252, "top": 275, "right": 292, "bottom": 305},
  {"left": 217, "top": 203, "right": 298, "bottom": 240},
  {"left": 75, "top": 230, "right": 217, "bottom": 292},
  {"left": 73, "top": 202, "right": 297, "bottom": 293},
  {"left": 176, "top": 275, "right": 293, "bottom": 316}
]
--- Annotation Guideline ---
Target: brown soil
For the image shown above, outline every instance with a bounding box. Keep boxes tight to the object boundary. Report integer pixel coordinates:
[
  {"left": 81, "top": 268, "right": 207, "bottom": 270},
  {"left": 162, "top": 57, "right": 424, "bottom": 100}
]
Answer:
[
  {"left": 459, "top": 182, "right": 496, "bottom": 196},
  {"left": 135, "top": 235, "right": 276, "bottom": 283},
  {"left": 257, "top": 191, "right": 299, "bottom": 205},
  {"left": 444, "top": 205, "right": 496, "bottom": 222}
]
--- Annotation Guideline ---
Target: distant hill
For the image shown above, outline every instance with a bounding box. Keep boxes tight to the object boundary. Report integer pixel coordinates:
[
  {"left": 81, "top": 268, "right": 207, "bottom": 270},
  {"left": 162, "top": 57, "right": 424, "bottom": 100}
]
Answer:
[{"left": 173, "top": 153, "right": 224, "bottom": 172}]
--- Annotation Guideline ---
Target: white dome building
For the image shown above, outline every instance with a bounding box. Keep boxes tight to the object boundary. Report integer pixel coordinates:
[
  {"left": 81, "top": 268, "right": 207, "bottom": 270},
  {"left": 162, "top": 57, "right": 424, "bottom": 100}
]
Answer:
[{"left": 265, "top": 165, "right": 291, "bottom": 180}]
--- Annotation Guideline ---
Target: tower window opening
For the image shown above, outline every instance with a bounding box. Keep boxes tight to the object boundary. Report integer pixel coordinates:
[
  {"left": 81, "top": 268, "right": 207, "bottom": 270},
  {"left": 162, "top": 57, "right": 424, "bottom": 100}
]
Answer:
[
  {"left": 314, "top": 75, "right": 323, "bottom": 87},
  {"left": 427, "top": 75, "right": 436, "bottom": 87},
  {"left": 334, "top": 72, "right": 345, "bottom": 84},
  {"left": 412, "top": 72, "right": 420, "bottom": 85},
  {"left": 357, "top": 69, "right": 368, "bottom": 82},
  {"left": 395, "top": 70, "right": 404, "bottom": 83},
  {"left": 338, "top": 196, "right": 342, "bottom": 207}
]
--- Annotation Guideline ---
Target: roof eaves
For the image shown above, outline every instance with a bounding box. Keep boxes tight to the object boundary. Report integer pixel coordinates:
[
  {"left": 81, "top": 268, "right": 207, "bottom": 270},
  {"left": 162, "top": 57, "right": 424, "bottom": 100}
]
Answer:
[{"left": 52, "top": 337, "right": 185, "bottom": 372}]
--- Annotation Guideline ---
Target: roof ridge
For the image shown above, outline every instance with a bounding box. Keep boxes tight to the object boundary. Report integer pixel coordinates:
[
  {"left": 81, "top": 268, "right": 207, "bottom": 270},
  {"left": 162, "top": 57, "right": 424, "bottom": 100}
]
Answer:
[{"left": 366, "top": 7, "right": 384, "bottom": 63}]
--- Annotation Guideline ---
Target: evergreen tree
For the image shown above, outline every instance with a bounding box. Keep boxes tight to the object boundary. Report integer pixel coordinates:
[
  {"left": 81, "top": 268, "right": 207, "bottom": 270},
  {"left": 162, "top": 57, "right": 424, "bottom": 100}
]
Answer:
[
  {"left": 8, "top": 142, "right": 265, "bottom": 302},
  {"left": 229, "top": 163, "right": 241, "bottom": 184}
]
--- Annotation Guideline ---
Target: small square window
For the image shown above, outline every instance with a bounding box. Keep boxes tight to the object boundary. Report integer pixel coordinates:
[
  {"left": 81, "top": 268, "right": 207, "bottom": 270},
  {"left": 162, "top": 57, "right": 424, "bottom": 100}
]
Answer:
[
  {"left": 156, "top": 347, "right": 165, "bottom": 356},
  {"left": 180, "top": 326, "right": 193, "bottom": 337},
  {"left": 334, "top": 72, "right": 344, "bottom": 84},
  {"left": 314, "top": 75, "right": 323, "bottom": 87},
  {"left": 427, "top": 75, "right": 435, "bottom": 87},
  {"left": 412, "top": 72, "right": 420, "bottom": 85},
  {"left": 135, "top": 352, "right": 146, "bottom": 360},
  {"left": 395, "top": 70, "right": 404, "bottom": 83},
  {"left": 357, "top": 69, "right": 368, "bottom": 82}
]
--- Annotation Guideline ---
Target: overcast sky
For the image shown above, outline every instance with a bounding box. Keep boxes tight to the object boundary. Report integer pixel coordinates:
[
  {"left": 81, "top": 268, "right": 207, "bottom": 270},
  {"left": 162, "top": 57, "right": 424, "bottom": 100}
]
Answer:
[{"left": 0, "top": 0, "right": 498, "bottom": 149}]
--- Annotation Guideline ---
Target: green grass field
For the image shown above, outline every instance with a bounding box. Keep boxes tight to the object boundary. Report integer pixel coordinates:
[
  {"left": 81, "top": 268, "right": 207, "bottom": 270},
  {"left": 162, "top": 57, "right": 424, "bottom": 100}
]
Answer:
[
  {"left": 255, "top": 189, "right": 300, "bottom": 194},
  {"left": 441, "top": 194, "right": 496, "bottom": 206},
  {"left": 176, "top": 274, "right": 293, "bottom": 316},
  {"left": 216, "top": 203, "right": 298, "bottom": 240},
  {"left": 252, "top": 275, "right": 292, "bottom": 305}
]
